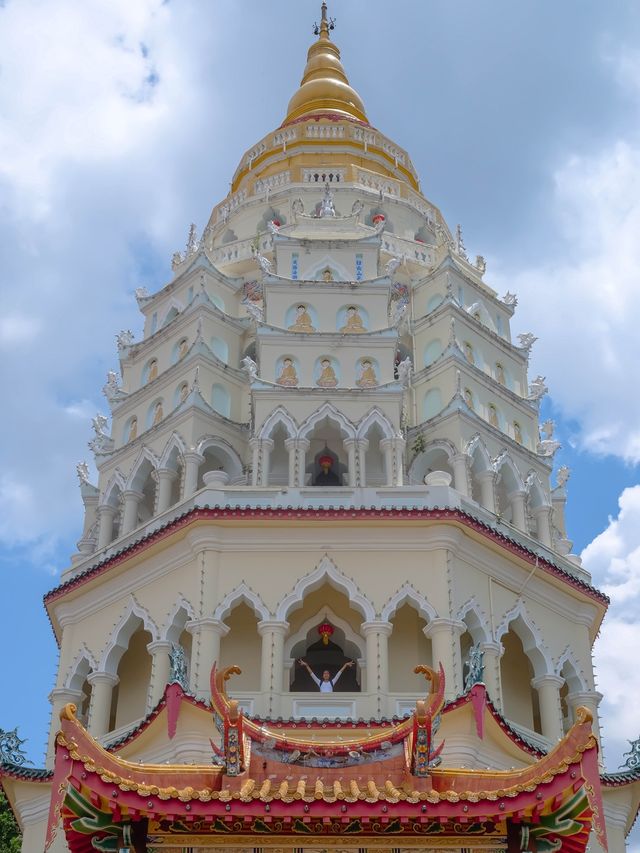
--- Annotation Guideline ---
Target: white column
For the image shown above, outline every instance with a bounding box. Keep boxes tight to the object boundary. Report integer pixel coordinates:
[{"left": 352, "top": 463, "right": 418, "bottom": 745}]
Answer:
[
  {"left": 186, "top": 618, "right": 229, "bottom": 698},
  {"left": 357, "top": 439, "right": 369, "bottom": 486},
  {"left": 452, "top": 453, "right": 470, "bottom": 496},
  {"left": 344, "top": 439, "right": 358, "bottom": 487},
  {"left": 257, "top": 620, "right": 289, "bottom": 717},
  {"left": 147, "top": 640, "right": 172, "bottom": 708},
  {"left": 156, "top": 468, "right": 178, "bottom": 514},
  {"left": 479, "top": 641, "right": 503, "bottom": 707},
  {"left": 121, "top": 489, "right": 144, "bottom": 536},
  {"left": 87, "top": 672, "right": 119, "bottom": 737},
  {"left": 531, "top": 674, "right": 565, "bottom": 743},
  {"left": 567, "top": 690, "right": 603, "bottom": 743},
  {"left": 424, "top": 618, "right": 466, "bottom": 698},
  {"left": 477, "top": 471, "right": 496, "bottom": 512},
  {"left": 47, "top": 687, "right": 84, "bottom": 765},
  {"left": 285, "top": 438, "right": 310, "bottom": 487},
  {"left": 250, "top": 438, "right": 273, "bottom": 486},
  {"left": 393, "top": 437, "right": 405, "bottom": 486},
  {"left": 509, "top": 489, "right": 527, "bottom": 531},
  {"left": 380, "top": 436, "right": 405, "bottom": 487},
  {"left": 532, "top": 505, "right": 553, "bottom": 547},
  {"left": 361, "top": 621, "right": 393, "bottom": 695},
  {"left": 183, "top": 450, "right": 204, "bottom": 497},
  {"left": 97, "top": 505, "right": 116, "bottom": 549}
]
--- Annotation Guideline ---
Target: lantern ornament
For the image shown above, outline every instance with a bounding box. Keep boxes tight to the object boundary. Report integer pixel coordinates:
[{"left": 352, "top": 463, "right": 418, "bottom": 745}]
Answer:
[
  {"left": 372, "top": 213, "right": 386, "bottom": 225},
  {"left": 318, "top": 621, "right": 334, "bottom": 646},
  {"left": 318, "top": 454, "right": 334, "bottom": 472}
]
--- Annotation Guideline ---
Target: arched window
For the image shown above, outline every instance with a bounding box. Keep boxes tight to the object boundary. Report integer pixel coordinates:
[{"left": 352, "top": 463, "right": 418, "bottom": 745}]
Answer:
[
  {"left": 212, "top": 384, "right": 231, "bottom": 418},
  {"left": 109, "top": 628, "right": 153, "bottom": 731},
  {"left": 143, "top": 358, "right": 158, "bottom": 385},
  {"left": 513, "top": 421, "right": 523, "bottom": 444},
  {"left": 211, "top": 336, "right": 229, "bottom": 363},
  {"left": 488, "top": 403, "right": 499, "bottom": 429},
  {"left": 500, "top": 631, "right": 542, "bottom": 735},
  {"left": 175, "top": 382, "right": 189, "bottom": 406},
  {"left": 463, "top": 388, "right": 475, "bottom": 411},
  {"left": 424, "top": 340, "right": 443, "bottom": 367},
  {"left": 495, "top": 363, "right": 506, "bottom": 386},
  {"left": 423, "top": 388, "right": 443, "bottom": 420}
]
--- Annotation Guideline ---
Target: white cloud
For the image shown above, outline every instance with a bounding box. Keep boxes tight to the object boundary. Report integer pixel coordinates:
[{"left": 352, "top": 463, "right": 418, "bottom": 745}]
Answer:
[
  {"left": 0, "top": 314, "right": 41, "bottom": 346},
  {"left": 491, "top": 55, "right": 640, "bottom": 462},
  {"left": 582, "top": 485, "right": 640, "bottom": 767}
]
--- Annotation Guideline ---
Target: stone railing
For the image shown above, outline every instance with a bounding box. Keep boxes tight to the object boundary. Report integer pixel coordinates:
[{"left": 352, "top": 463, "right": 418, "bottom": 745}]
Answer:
[
  {"left": 302, "top": 167, "right": 346, "bottom": 184},
  {"left": 254, "top": 170, "right": 291, "bottom": 195},
  {"left": 356, "top": 168, "right": 401, "bottom": 197},
  {"left": 273, "top": 128, "right": 296, "bottom": 147},
  {"left": 215, "top": 189, "right": 247, "bottom": 225},
  {"left": 306, "top": 124, "right": 345, "bottom": 139},
  {"left": 211, "top": 234, "right": 273, "bottom": 266},
  {"left": 381, "top": 234, "right": 435, "bottom": 268},
  {"left": 243, "top": 141, "right": 267, "bottom": 168}
]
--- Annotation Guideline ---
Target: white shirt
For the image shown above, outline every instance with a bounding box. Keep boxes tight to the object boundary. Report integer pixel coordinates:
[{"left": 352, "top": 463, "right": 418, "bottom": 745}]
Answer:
[{"left": 310, "top": 668, "right": 343, "bottom": 692}]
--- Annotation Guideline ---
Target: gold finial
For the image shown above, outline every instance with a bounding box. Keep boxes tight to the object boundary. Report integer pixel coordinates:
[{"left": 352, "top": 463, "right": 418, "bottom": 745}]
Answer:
[{"left": 284, "top": 2, "right": 367, "bottom": 125}]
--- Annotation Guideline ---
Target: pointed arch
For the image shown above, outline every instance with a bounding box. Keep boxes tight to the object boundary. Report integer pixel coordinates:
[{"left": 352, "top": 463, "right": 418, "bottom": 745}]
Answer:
[
  {"left": 304, "top": 253, "right": 352, "bottom": 283},
  {"left": 64, "top": 645, "right": 98, "bottom": 691},
  {"left": 298, "top": 403, "right": 356, "bottom": 440},
  {"left": 162, "top": 597, "right": 196, "bottom": 644},
  {"left": 160, "top": 297, "right": 184, "bottom": 328},
  {"left": 276, "top": 555, "right": 375, "bottom": 622},
  {"left": 465, "top": 434, "right": 492, "bottom": 471},
  {"left": 525, "top": 471, "right": 550, "bottom": 509},
  {"left": 555, "top": 647, "right": 589, "bottom": 692},
  {"left": 466, "top": 301, "right": 497, "bottom": 333},
  {"left": 213, "top": 581, "right": 270, "bottom": 623},
  {"left": 407, "top": 438, "right": 457, "bottom": 485},
  {"left": 380, "top": 582, "right": 438, "bottom": 623},
  {"left": 257, "top": 406, "right": 298, "bottom": 441},
  {"left": 126, "top": 446, "right": 160, "bottom": 491},
  {"left": 284, "top": 605, "right": 364, "bottom": 661},
  {"left": 456, "top": 597, "right": 491, "bottom": 644},
  {"left": 493, "top": 450, "right": 525, "bottom": 491},
  {"left": 355, "top": 407, "right": 396, "bottom": 440},
  {"left": 496, "top": 600, "right": 551, "bottom": 677},
  {"left": 100, "top": 598, "right": 159, "bottom": 674},
  {"left": 196, "top": 435, "right": 244, "bottom": 481},
  {"left": 159, "top": 432, "right": 187, "bottom": 470}
]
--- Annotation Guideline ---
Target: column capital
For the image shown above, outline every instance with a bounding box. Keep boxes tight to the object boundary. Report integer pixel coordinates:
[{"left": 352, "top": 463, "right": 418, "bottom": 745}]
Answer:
[
  {"left": 531, "top": 673, "right": 565, "bottom": 690},
  {"left": 480, "top": 640, "right": 503, "bottom": 656},
  {"left": 146, "top": 640, "right": 172, "bottom": 655},
  {"left": 452, "top": 452, "right": 469, "bottom": 463},
  {"left": 49, "top": 687, "right": 84, "bottom": 705},
  {"left": 477, "top": 470, "right": 497, "bottom": 482},
  {"left": 123, "top": 488, "right": 144, "bottom": 501},
  {"left": 250, "top": 437, "right": 274, "bottom": 450},
  {"left": 284, "top": 437, "right": 310, "bottom": 450},
  {"left": 380, "top": 436, "right": 405, "bottom": 449},
  {"left": 97, "top": 503, "right": 116, "bottom": 516},
  {"left": 156, "top": 467, "right": 178, "bottom": 481},
  {"left": 567, "top": 689, "right": 603, "bottom": 707},
  {"left": 344, "top": 437, "right": 369, "bottom": 450},
  {"left": 361, "top": 620, "right": 393, "bottom": 637},
  {"left": 257, "top": 619, "right": 289, "bottom": 637},
  {"left": 185, "top": 617, "right": 229, "bottom": 637},
  {"left": 508, "top": 488, "right": 527, "bottom": 500},
  {"left": 531, "top": 503, "right": 552, "bottom": 516},
  {"left": 423, "top": 618, "right": 466, "bottom": 638},
  {"left": 87, "top": 671, "right": 119, "bottom": 688},
  {"left": 183, "top": 450, "right": 205, "bottom": 464}
]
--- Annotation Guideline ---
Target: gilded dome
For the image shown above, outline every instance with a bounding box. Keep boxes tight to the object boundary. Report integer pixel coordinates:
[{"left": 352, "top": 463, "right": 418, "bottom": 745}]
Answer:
[{"left": 284, "top": 3, "right": 368, "bottom": 125}]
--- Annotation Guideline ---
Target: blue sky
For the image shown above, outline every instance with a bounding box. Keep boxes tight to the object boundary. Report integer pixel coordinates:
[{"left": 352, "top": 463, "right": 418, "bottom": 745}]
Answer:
[{"left": 1, "top": 0, "right": 640, "bottom": 820}]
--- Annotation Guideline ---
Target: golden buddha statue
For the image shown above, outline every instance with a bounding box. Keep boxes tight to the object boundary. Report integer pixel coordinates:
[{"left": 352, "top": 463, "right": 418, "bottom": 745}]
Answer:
[
  {"left": 288, "top": 304, "right": 315, "bottom": 332},
  {"left": 464, "top": 388, "right": 474, "bottom": 410},
  {"left": 147, "top": 359, "right": 158, "bottom": 383},
  {"left": 340, "top": 305, "right": 366, "bottom": 333},
  {"left": 276, "top": 357, "right": 299, "bottom": 387},
  {"left": 179, "top": 383, "right": 189, "bottom": 402},
  {"left": 514, "top": 422, "right": 523, "bottom": 444},
  {"left": 127, "top": 416, "right": 138, "bottom": 442},
  {"left": 356, "top": 359, "right": 378, "bottom": 387},
  {"left": 317, "top": 358, "right": 338, "bottom": 388},
  {"left": 178, "top": 338, "right": 189, "bottom": 359},
  {"left": 322, "top": 267, "right": 334, "bottom": 282},
  {"left": 152, "top": 401, "right": 164, "bottom": 426}
]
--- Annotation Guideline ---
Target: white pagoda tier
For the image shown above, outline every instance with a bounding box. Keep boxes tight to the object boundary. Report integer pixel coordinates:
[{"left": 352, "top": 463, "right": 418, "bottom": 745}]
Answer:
[{"left": 2, "top": 5, "right": 638, "bottom": 853}]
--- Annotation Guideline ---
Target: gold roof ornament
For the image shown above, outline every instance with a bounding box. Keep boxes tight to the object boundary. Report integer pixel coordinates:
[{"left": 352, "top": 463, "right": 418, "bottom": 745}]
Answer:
[{"left": 284, "top": 2, "right": 368, "bottom": 125}]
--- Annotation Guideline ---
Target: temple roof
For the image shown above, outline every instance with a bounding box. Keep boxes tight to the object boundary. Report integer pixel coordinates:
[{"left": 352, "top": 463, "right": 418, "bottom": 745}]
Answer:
[{"left": 284, "top": 3, "right": 368, "bottom": 126}]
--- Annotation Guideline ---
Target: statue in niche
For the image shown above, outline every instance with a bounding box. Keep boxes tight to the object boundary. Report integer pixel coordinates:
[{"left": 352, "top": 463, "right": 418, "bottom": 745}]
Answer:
[
  {"left": 322, "top": 267, "right": 334, "bottom": 282},
  {"left": 288, "top": 304, "right": 315, "bottom": 332},
  {"left": 488, "top": 405, "right": 499, "bottom": 428},
  {"left": 464, "top": 342, "right": 475, "bottom": 365},
  {"left": 179, "top": 383, "right": 189, "bottom": 403},
  {"left": 318, "top": 183, "right": 336, "bottom": 218},
  {"left": 76, "top": 461, "right": 91, "bottom": 486},
  {"left": 340, "top": 305, "right": 366, "bottom": 333},
  {"left": 356, "top": 359, "right": 378, "bottom": 388},
  {"left": 178, "top": 338, "right": 189, "bottom": 359},
  {"left": 495, "top": 363, "right": 505, "bottom": 386},
  {"left": 464, "top": 388, "right": 474, "bottom": 410},
  {"left": 147, "top": 359, "right": 158, "bottom": 383},
  {"left": 152, "top": 401, "right": 164, "bottom": 426},
  {"left": 314, "top": 453, "right": 341, "bottom": 486},
  {"left": 513, "top": 422, "right": 523, "bottom": 444},
  {"left": 317, "top": 358, "right": 338, "bottom": 388},
  {"left": 127, "top": 416, "right": 138, "bottom": 442},
  {"left": 276, "top": 357, "right": 299, "bottom": 387},
  {"left": 463, "top": 644, "right": 485, "bottom": 691}
]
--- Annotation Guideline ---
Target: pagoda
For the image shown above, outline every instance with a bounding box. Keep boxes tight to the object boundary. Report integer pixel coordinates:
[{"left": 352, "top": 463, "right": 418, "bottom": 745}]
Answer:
[{"left": 2, "top": 4, "right": 639, "bottom": 852}]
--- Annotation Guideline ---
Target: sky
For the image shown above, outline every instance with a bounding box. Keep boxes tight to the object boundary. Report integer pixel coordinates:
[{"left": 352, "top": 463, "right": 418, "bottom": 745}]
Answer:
[{"left": 1, "top": 0, "right": 640, "bottom": 839}]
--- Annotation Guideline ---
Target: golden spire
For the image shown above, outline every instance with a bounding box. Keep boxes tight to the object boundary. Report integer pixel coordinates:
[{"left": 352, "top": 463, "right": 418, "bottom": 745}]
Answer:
[{"left": 283, "top": 2, "right": 368, "bottom": 125}]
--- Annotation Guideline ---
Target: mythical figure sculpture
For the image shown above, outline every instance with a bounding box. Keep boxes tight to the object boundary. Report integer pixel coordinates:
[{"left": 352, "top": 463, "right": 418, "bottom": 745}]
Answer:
[
  {"left": 621, "top": 736, "right": 640, "bottom": 771},
  {"left": 0, "top": 728, "right": 31, "bottom": 766},
  {"left": 541, "top": 419, "right": 555, "bottom": 440},
  {"left": 134, "top": 286, "right": 150, "bottom": 301},
  {"left": 253, "top": 249, "right": 273, "bottom": 275},
  {"left": 169, "top": 644, "right": 189, "bottom": 690},
  {"left": 385, "top": 255, "right": 403, "bottom": 277},
  {"left": 244, "top": 301, "right": 264, "bottom": 323},
  {"left": 318, "top": 183, "right": 336, "bottom": 217},
  {"left": 517, "top": 332, "right": 538, "bottom": 352},
  {"left": 391, "top": 300, "right": 408, "bottom": 330},
  {"left": 116, "top": 329, "right": 135, "bottom": 351},
  {"left": 76, "top": 461, "right": 91, "bottom": 486},
  {"left": 463, "top": 645, "right": 485, "bottom": 691},
  {"left": 351, "top": 199, "right": 364, "bottom": 219},
  {"left": 186, "top": 223, "right": 199, "bottom": 257},
  {"left": 454, "top": 224, "right": 468, "bottom": 260},
  {"left": 397, "top": 356, "right": 412, "bottom": 388},
  {"left": 103, "top": 369, "right": 127, "bottom": 404},
  {"left": 475, "top": 255, "right": 487, "bottom": 275},
  {"left": 241, "top": 355, "right": 258, "bottom": 381},
  {"left": 502, "top": 291, "right": 518, "bottom": 307},
  {"left": 171, "top": 251, "right": 183, "bottom": 270},
  {"left": 528, "top": 375, "right": 548, "bottom": 401},
  {"left": 556, "top": 465, "right": 571, "bottom": 488},
  {"left": 538, "top": 419, "right": 561, "bottom": 457},
  {"left": 291, "top": 198, "right": 304, "bottom": 218}
]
